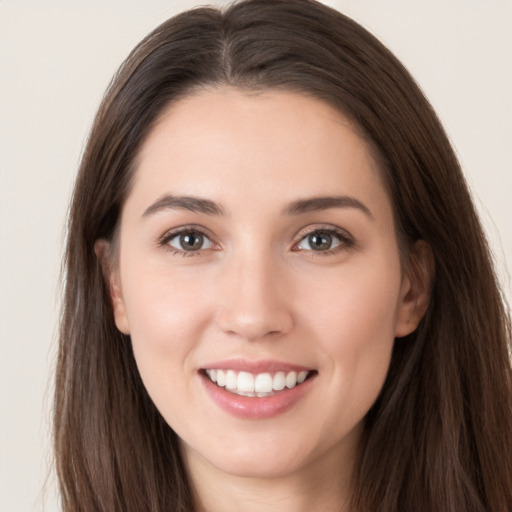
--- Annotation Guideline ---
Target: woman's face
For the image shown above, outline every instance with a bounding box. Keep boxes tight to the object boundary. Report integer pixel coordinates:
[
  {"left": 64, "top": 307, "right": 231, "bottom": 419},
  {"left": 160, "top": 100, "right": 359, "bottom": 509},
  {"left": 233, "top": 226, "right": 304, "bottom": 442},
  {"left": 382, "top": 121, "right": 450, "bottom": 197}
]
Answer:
[{"left": 106, "top": 88, "right": 424, "bottom": 481}]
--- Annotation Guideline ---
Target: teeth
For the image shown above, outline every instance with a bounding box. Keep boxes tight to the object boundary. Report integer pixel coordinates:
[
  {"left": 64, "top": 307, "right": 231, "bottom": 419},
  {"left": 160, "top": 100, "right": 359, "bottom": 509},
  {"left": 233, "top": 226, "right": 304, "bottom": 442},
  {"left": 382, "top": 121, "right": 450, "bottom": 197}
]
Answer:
[
  {"left": 237, "top": 372, "right": 255, "bottom": 392},
  {"left": 273, "top": 371, "right": 285, "bottom": 391},
  {"left": 216, "top": 369, "right": 226, "bottom": 387},
  {"left": 285, "top": 371, "right": 297, "bottom": 388},
  {"left": 297, "top": 371, "right": 308, "bottom": 384},
  {"left": 225, "top": 370, "right": 237, "bottom": 390},
  {"left": 204, "top": 368, "right": 311, "bottom": 396},
  {"left": 255, "top": 373, "right": 273, "bottom": 393}
]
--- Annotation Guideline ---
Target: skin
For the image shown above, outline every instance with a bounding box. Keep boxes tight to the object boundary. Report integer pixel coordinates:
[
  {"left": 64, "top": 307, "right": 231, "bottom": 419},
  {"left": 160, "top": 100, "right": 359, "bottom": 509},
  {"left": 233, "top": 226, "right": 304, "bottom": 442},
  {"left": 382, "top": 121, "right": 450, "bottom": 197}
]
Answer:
[{"left": 98, "top": 88, "right": 430, "bottom": 511}]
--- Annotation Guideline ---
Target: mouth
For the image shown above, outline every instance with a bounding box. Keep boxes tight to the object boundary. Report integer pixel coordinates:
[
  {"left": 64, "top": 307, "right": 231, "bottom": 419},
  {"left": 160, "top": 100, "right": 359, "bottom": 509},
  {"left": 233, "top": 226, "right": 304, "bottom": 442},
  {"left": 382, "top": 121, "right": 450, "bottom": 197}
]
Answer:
[
  {"left": 201, "top": 368, "right": 315, "bottom": 398},
  {"left": 199, "top": 361, "right": 317, "bottom": 419}
]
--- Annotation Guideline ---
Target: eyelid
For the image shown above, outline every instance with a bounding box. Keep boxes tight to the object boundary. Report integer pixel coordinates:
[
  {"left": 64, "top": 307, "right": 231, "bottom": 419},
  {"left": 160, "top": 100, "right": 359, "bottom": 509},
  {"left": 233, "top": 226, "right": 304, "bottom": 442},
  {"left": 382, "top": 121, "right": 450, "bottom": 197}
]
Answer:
[
  {"left": 291, "top": 224, "right": 355, "bottom": 253},
  {"left": 157, "top": 223, "right": 355, "bottom": 257},
  {"left": 158, "top": 224, "right": 220, "bottom": 255}
]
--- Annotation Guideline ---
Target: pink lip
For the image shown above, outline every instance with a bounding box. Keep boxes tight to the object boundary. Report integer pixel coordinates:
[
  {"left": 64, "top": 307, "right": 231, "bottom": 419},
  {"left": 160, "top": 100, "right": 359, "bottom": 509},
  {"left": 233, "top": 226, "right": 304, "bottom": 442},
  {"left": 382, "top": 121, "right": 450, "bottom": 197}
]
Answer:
[
  {"left": 202, "top": 358, "right": 313, "bottom": 374},
  {"left": 199, "top": 359, "right": 317, "bottom": 420}
]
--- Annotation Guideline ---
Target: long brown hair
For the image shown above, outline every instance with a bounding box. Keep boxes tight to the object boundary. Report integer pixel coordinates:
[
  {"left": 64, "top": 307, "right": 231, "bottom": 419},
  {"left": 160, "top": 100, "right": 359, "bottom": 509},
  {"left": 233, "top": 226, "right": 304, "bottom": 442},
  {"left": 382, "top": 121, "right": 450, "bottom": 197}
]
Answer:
[{"left": 55, "top": 1, "right": 512, "bottom": 510}]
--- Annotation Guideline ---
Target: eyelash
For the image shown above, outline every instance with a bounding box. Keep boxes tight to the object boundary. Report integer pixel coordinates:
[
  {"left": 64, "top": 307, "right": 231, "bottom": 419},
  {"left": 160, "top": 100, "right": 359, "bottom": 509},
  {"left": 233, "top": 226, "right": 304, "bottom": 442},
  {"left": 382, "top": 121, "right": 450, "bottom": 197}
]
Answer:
[
  {"left": 292, "top": 225, "right": 355, "bottom": 256},
  {"left": 158, "top": 225, "right": 355, "bottom": 257},
  {"left": 158, "top": 226, "right": 217, "bottom": 257}
]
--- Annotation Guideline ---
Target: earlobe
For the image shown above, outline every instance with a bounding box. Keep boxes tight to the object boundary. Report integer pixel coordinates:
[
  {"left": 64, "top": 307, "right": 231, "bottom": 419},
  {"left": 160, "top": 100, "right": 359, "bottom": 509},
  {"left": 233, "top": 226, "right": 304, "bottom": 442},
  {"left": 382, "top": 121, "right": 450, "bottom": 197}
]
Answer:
[
  {"left": 94, "top": 239, "right": 131, "bottom": 335},
  {"left": 395, "top": 240, "right": 434, "bottom": 338}
]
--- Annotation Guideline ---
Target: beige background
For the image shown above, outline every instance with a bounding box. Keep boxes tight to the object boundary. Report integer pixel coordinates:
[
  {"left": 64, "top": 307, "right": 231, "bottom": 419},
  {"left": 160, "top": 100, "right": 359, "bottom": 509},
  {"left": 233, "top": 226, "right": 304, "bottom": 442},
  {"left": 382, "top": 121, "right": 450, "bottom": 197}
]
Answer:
[{"left": 1, "top": 1, "right": 510, "bottom": 510}]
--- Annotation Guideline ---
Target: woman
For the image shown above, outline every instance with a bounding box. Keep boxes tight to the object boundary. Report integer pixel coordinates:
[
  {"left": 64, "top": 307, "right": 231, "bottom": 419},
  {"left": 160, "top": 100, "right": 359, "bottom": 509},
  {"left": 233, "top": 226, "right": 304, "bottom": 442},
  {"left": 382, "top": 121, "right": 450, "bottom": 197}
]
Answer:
[{"left": 54, "top": 0, "right": 512, "bottom": 510}]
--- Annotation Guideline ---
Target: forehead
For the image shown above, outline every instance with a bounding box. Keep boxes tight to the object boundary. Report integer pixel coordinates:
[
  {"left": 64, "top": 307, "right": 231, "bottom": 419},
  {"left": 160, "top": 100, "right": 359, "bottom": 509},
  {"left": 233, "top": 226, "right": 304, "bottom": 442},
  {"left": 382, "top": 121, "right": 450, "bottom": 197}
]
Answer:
[{"left": 127, "top": 87, "right": 390, "bottom": 217}]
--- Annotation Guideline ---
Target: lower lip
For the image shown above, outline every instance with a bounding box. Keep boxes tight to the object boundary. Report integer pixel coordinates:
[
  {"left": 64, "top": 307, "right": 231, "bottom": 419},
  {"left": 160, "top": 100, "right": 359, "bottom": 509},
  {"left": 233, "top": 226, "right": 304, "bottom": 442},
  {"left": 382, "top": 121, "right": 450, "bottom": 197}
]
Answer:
[{"left": 200, "top": 373, "right": 315, "bottom": 419}]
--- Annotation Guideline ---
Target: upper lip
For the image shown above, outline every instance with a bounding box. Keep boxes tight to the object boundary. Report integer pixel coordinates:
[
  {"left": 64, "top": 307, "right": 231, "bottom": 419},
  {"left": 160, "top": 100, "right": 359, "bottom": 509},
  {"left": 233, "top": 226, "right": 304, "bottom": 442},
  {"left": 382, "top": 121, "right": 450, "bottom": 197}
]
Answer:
[{"left": 201, "top": 358, "right": 314, "bottom": 374}]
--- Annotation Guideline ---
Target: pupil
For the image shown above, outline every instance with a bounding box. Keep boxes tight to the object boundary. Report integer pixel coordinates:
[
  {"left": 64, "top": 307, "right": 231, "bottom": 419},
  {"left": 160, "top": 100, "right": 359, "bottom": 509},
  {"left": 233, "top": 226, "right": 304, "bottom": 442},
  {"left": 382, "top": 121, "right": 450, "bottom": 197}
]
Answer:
[
  {"left": 180, "top": 232, "right": 203, "bottom": 250},
  {"left": 309, "top": 232, "right": 332, "bottom": 251}
]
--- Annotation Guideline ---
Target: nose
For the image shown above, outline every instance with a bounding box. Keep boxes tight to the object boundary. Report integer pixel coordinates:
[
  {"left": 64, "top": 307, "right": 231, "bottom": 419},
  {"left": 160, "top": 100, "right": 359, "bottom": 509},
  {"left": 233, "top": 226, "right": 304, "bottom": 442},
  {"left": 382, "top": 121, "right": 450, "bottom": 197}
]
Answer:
[{"left": 215, "top": 250, "right": 294, "bottom": 342}]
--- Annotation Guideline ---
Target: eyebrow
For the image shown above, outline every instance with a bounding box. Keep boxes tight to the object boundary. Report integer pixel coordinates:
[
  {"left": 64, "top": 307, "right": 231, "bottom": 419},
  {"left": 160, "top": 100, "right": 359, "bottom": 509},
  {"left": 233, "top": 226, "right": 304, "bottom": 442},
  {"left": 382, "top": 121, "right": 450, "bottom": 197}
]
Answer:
[
  {"left": 142, "top": 193, "right": 373, "bottom": 219},
  {"left": 283, "top": 195, "right": 373, "bottom": 219},
  {"left": 142, "top": 194, "right": 226, "bottom": 217}
]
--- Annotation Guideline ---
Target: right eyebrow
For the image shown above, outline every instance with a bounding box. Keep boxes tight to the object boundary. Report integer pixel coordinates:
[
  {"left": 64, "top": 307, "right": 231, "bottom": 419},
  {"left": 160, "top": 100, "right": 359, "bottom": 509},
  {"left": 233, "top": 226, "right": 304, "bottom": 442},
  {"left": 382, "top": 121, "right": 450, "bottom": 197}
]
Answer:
[{"left": 141, "top": 194, "right": 226, "bottom": 218}]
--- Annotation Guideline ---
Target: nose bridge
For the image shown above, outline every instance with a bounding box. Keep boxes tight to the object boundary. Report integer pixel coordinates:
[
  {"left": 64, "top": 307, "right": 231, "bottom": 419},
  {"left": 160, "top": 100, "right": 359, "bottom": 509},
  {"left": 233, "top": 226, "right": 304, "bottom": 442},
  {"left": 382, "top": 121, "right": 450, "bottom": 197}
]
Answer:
[{"left": 216, "top": 242, "right": 293, "bottom": 341}]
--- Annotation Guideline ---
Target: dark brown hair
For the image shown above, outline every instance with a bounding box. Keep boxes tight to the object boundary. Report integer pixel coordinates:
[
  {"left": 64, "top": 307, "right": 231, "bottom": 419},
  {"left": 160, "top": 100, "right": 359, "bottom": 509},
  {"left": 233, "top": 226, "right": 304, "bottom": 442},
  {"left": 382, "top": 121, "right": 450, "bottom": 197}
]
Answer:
[{"left": 55, "top": 1, "right": 512, "bottom": 510}]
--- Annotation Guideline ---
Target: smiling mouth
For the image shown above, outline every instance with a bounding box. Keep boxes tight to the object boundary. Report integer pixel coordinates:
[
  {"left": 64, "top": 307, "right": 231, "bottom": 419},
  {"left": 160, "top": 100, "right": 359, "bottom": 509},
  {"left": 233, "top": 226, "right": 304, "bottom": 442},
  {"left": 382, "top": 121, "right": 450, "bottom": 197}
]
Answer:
[{"left": 203, "top": 369, "right": 315, "bottom": 397}]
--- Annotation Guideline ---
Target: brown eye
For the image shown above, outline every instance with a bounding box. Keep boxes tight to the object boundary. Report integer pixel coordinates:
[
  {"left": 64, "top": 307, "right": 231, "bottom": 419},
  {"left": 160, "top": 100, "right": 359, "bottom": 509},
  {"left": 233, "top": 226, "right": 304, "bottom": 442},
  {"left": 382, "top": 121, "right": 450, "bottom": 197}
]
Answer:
[
  {"left": 167, "top": 230, "right": 215, "bottom": 252},
  {"left": 296, "top": 229, "right": 350, "bottom": 253},
  {"left": 179, "top": 232, "right": 204, "bottom": 251},
  {"left": 307, "top": 232, "right": 333, "bottom": 251}
]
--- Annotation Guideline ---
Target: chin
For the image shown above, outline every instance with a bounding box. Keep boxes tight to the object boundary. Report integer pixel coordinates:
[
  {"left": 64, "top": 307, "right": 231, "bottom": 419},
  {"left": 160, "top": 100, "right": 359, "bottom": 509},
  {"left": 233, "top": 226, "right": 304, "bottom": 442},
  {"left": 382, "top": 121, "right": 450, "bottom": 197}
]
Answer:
[{"left": 213, "top": 450, "right": 310, "bottom": 480}]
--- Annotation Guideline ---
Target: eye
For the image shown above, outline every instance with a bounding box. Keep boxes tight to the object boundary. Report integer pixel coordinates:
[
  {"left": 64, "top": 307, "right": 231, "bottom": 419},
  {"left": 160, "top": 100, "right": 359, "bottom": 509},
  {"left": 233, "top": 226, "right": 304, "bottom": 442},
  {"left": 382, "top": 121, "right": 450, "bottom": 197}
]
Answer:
[
  {"left": 294, "top": 228, "right": 352, "bottom": 253},
  {"left": 163, "top": 228, "right": 217, "bottom": 254}
]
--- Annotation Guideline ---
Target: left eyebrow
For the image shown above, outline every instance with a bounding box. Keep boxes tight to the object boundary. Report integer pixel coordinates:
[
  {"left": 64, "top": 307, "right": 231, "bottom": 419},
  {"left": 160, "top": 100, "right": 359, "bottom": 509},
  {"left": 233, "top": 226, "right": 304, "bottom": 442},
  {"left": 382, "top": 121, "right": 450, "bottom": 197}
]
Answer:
[
  {"left": 283, "top": 195, "right": 374, "bottom": 219},
  {"left": 142, "top": 194, "right": 226, "bottom": 218}
]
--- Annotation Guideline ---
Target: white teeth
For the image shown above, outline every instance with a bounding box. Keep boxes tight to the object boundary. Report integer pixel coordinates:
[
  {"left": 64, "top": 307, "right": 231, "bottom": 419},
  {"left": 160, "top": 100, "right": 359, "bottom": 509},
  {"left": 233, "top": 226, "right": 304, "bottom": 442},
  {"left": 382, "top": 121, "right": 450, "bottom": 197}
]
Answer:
[
  {"left": 273, "top": 371, "right": 286, "bottom": 391},
  {"left": 204, "top": 368, "right": 311, "bottom": 396},
  {"left": 216, "top": 369, "right": 226, "bottom": 387},
  {"left": 225, "top": 370, "right": 237, "bottom": 390},
  {"left": 285, "top": 371, "right": 297, "bottom": 388},
  {"left": 254, "top": 373, "right": 273, "bottom": 393},
  {"left": 237, "top": 372, "right": 255, "bottom": 392},
  {"left": 297, "top": 371, "right": 308, "bottom": 384}
]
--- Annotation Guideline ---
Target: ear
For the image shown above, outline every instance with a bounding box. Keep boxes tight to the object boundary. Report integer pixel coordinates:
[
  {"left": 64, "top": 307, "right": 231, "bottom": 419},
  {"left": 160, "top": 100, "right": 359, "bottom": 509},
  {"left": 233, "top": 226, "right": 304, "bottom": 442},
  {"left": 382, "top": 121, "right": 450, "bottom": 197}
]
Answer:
[
  {"left": 94, "top": 239, "right": 131, "bottom": 335},
  {"left": 395, "top": 240, "right": 434, "bottom": 338}
]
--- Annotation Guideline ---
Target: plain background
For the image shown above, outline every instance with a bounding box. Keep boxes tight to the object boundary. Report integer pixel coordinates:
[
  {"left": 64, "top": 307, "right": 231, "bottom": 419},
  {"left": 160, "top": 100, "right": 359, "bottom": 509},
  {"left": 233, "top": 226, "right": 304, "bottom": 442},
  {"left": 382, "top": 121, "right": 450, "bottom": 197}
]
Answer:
[{"left": 1, "top": 1, "right": 510, "bottom": 510}]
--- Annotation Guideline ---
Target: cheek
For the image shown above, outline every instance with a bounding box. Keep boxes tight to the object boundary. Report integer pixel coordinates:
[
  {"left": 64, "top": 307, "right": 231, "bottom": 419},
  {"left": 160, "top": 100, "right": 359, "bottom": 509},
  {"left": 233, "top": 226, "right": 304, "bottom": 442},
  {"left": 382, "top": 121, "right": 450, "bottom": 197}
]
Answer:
[
  {"left": 118, "top": 260, "right": 216, "bottom": 410},
  {"left": 121, "top": 260, "right": 212, "bottom": 349},
  {"left": 301, "top": 268, "right": 400, "bottom": 440},
  {"left": 300, "top": 254, "right": 402, "bottom": 389},
  {"left": 119, "top": 265, "right": 216, "bottom": 430},
  {"left": 305, "top": 261, "right": 400, "bottom": 337}
]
